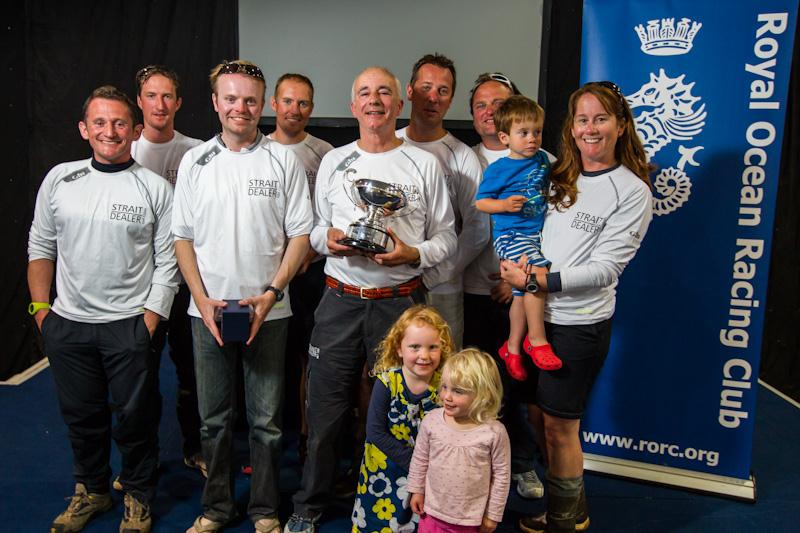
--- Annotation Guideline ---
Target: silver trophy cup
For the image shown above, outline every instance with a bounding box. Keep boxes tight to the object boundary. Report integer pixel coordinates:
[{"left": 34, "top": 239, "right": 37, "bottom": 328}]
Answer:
[{"left": 338, "top": 178, "right": 407, "bottom": 253}]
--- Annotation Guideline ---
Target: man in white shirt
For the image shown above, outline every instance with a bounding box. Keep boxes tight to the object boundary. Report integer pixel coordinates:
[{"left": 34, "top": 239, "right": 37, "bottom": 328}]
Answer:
[
  {"left": 284, "top": 66, "right": 456, "bottom": 533},
  {"left": 267, "top": 73, "right": 334, "bottom": 460},
  {"left": 463, "top": 72, "right": 546, "bottom": 501},
  {"left": 28, "top": 85, "right": 178, "bottom": 533},
  {"left": 130, "top": 64, "right": 205, "bottom": 478},
  {"left": 173, "top": 60, "right": 312, "bottom": 533},
  {"left": 397, "top": 53, "right": 488, "bottom": 349}
]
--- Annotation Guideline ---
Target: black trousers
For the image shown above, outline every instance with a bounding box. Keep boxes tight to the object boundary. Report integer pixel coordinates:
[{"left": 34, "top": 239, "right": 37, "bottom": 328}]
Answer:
[
  {"left": 463, "top": 292, "right": 539, "bottom": 474},
  {"left": 292, "top": 287, "right": 415, "bottom": 518},
  {"left": 284, "top": 259, "right": 327, "bottom": 430},
  {"left": 43, "top": 312, "right": 159, "bottom": 503},
  {"left": 150, "top": 284, "right": 202, "bottom": 458}
]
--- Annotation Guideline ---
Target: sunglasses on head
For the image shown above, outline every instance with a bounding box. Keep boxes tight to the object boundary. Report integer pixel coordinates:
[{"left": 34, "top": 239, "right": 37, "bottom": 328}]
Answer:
[
  {"left": 470, "top": 72, "right": 515, "bottom": 95},
  {"left": 136, "top": 65, "right": 159, "bottom": 82},
  {"left": 586, "top": 80, "right": 626, "bottom": 107},
  {"left": 219, "top": 61, "right": 264, "bottom": 81}
]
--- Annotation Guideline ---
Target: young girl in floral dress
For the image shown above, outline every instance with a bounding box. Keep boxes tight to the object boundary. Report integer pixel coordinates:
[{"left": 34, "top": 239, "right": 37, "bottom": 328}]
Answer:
[{"left": 351, "top": 305, "right": 455, "bottom": 533}]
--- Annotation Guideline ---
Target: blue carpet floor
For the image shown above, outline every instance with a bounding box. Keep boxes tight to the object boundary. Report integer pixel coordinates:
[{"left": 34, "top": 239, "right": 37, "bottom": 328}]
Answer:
[{"left": 1, "top": 356, "right": 798, "bottom": 532}]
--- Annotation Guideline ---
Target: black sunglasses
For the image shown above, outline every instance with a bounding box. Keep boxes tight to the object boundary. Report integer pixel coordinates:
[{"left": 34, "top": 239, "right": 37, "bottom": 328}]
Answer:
[
  {"left": 586, "top": 80, "right": 626, "bottom": 107},
  {"left": 218, "top": 61, "right": 264, "bottom": 81}
]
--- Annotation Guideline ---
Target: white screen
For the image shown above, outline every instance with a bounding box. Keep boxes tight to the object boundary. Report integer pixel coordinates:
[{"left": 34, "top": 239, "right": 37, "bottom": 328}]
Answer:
[{"left": 239, "top": 0, "right": 544, "bottom": 121}]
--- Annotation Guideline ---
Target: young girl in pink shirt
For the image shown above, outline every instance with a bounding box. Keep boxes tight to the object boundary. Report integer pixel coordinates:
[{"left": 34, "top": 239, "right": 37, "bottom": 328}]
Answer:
[{"left": 408, "top": 349, "right": 511, "bottom": 532}]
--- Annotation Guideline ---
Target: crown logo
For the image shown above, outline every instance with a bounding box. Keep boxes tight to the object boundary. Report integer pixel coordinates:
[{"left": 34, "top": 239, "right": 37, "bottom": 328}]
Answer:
[{"left": 635, "top": 17, "right": 702, "bottom": 56}]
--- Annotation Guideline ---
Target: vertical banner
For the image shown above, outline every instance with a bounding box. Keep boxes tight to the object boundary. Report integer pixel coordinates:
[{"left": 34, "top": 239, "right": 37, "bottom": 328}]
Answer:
[{"left": 579, "top": 0, "right": 797, "bottom": 499}]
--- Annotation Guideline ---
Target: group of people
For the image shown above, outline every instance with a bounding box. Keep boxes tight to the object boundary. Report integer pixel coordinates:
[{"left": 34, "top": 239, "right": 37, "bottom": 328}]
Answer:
[{"left": 27, "top": 52, "right": 653, "bottom": 533}]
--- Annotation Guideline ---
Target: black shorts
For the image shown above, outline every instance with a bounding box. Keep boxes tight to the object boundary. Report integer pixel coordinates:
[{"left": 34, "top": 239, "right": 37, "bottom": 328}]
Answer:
[{"left": 526, "top": 319, "right": 613, "bottom": 419}]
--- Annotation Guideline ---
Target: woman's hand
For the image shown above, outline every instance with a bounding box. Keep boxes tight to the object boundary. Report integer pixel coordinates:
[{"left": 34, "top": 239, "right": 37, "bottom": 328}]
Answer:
[{"left": 499, "top": 259, "right": 529, "bottom": 290}]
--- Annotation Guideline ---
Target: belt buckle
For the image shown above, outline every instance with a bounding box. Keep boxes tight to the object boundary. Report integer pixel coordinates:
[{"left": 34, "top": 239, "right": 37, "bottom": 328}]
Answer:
[{"left": 359, "top": 286, "right": 372, "bottom": 299}]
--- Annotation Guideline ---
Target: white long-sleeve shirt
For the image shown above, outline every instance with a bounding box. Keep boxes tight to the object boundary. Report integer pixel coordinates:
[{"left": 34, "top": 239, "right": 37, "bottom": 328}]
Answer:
[
  {"left": 543, "top": 164, "right": 652, "bottom": 325},
  {"left": 267, "top": 133, "right": 334, "bottom": 210},
  {"left": 172, "top": 134, "right": 313, "bottom": 321},
  {"left": 407, "top": 408, "right": 511, "bottom": 526},
  {"left": 396, "top": 129, "right": 489, "bottom": 293},
  {"left": 310, "top": 140, "right": 456, "bottom": 288},
  {"left": 28, "top": 158, "right": 179, "bottom": 322},
  {"left": 131, "top": 130, "right": 203, "bottom": 186}
]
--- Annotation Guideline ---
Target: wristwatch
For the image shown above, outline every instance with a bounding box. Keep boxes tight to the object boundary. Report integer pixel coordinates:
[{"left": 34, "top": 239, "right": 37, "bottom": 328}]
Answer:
[
  {"left": 266, "top": 285, "right": 284, "bottom": 302},
  {"left": 525, "top": 274, "right": 539, "bottom": 294},
  {"left": 28, "top": 302, "right": 51, "bottom": 315}
]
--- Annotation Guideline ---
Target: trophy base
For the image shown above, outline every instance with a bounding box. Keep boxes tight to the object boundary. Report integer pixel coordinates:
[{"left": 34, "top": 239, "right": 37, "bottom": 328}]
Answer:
[
  {"left": 337, "top": 237, "right": 388, "bottom": 254},
  {"left": 338, "top": 222, "right": 390, "bottom": 254}
]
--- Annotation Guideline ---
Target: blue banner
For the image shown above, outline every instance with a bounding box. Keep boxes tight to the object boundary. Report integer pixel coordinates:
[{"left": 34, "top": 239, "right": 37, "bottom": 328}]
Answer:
[{"left": 580, "top": 0, "right": 797, "bottom": 485}]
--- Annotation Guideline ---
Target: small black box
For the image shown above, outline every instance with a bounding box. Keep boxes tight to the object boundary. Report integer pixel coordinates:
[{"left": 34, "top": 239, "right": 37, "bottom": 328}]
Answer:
[{"left": 221, "top": 300, "right": 251, "bottom": 343}]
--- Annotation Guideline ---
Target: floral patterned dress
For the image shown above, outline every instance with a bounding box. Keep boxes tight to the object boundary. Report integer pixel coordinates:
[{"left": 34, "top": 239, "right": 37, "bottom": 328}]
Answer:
[{"left": 351, "top": 368, "right": 440, "bottom": 533}]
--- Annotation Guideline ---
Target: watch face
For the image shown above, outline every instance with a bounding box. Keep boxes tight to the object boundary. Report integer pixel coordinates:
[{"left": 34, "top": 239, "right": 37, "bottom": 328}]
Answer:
[
  {"left": 526, "top": 275, "right": 539, "bottom": 293},
  {"left": 268, "top": 286, "right": 284, "bottom": 301}
]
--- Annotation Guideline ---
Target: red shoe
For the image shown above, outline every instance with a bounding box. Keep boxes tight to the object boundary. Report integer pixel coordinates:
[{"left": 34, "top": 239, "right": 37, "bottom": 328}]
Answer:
[
  {"left": 523, "top": 337, "right": 562, "bottom": 371},
  {"left": 499, "top": 341, "right": 528, "bottom": 381}
]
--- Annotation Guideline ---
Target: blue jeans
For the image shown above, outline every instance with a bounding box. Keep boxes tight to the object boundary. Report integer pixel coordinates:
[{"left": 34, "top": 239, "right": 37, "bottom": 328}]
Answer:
[{"left": 192, "top": 317, "right": 288, "bottom": 523}]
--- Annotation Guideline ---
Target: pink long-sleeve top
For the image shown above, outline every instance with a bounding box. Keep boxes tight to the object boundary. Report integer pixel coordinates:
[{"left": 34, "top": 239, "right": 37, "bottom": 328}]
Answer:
[{"left": 407, "top": 407, "right": 511, "bottom": 526}]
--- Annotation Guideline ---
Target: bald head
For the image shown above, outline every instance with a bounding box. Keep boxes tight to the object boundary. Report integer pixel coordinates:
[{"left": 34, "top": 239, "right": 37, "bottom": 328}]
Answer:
[{"left": 351, "top": 66, "right": 402, "bottom": 103}]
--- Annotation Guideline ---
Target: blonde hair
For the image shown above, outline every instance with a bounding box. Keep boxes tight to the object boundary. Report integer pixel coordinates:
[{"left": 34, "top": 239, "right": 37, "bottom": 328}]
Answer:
[
  {"left": 372, "top": 304, "right": 455, "bottom": 375},
  {"left": 208, "top": 59, "right": 266, "bottom": 96},
  {"left": 440, "top": 348, "right": 503, "bottom": 424}
]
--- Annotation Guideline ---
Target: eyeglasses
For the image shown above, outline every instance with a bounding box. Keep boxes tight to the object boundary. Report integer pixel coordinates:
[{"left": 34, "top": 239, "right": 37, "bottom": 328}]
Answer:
[
  {"left": 470, "top": 72, "right": 516, "bottom": 96},
  {"left": 218, "top": 61, "right": 264, "bottom": 81},
  {"left": 586, "top": 81, "right": 626, "bottom": 107}
]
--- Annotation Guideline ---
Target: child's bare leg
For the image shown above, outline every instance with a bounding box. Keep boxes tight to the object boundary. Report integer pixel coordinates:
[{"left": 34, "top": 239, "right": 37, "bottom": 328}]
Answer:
[
  {"left": 522, "top": 292, "right": 562, "bottom": 370},
  {"left": 524, "top": 292, "right": 548, "bottom": 346},
  {"left": 508, "top": 295, "right": 526, "bottom": 355}
]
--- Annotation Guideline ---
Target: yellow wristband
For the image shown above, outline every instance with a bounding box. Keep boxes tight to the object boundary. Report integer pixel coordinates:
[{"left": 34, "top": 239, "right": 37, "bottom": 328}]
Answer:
[{"left": 28, "top": 302, "right": 51, "bottom": 315}]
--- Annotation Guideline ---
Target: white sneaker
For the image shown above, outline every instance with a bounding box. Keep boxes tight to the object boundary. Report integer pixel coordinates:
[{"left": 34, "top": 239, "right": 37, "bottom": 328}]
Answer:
[{"left": 513, "top": 470, "right": 545, "bottom": 499}]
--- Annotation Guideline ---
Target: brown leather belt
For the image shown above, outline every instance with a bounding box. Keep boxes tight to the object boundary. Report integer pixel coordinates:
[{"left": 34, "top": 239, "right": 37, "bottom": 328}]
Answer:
[{"left": 325, "top": 275, "right": 421, "bottom": 300}]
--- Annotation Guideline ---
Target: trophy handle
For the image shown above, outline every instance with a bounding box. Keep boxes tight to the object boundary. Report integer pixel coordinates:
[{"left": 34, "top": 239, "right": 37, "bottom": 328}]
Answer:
[{"left": 342, "top": 169, "right": 366, "bottom": 210}]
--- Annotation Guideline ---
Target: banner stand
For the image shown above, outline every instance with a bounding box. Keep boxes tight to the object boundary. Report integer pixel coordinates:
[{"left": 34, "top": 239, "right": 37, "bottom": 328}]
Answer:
[
  {"left": 579, "top": 0, "right": 797, "bottom": 498},
  {"left": 584, "top": 454, "right": 756, "bottom": 502}
]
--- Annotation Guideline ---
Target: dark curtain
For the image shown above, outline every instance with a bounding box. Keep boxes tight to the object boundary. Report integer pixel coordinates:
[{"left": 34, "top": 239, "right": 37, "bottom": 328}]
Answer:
[
  {"left": 1, "top": 7, "right": 34, "bottom": 379},
  {"left": 538, "top": 0, "right": 583, "bottom": 156},
  {"left": 1, "top": 1, "right": 237, "bottom": 379},
  {"left": 539, "top": 0, "right": 800, "bottom": 401},
  {"left": 760, "top": 13, "right": 800, "bottom": 402}
]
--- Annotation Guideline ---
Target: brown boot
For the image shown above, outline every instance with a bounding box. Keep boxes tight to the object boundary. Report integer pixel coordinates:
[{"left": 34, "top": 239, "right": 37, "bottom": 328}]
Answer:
[
  {"left": 518, "top": 473, "right": 585, "bottom": 533},
  {"left": 51, "top": 483, "right": 113, "bottom": 533},
  {"left": 545, "top": 474, "right": 583, "bottom": 533},
  {"left": 119, "top": 493, "right": 151, "bottom": 533}
]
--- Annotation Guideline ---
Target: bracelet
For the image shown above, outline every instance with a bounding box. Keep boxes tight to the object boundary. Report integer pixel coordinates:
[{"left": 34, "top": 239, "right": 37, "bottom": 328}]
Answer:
[{"left": 28, "top": 302, "right": 51, "bottom": 315}]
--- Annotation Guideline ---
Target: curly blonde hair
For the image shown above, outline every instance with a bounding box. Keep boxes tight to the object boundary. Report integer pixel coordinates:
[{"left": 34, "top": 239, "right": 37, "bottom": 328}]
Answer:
[
  {"left": 372, "top": 304, "right": 455, "bottom": 375},
  {"left": 440, "top": 348, "right": 503, "bottom": 424}
]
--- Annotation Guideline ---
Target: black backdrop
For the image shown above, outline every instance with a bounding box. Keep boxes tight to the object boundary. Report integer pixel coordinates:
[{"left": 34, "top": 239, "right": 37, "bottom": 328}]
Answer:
[
  {"left": 1, "top": 0, "right": 237, "bottom": 379},
  {"left": 3, "top": 1, "right": 798, "bottom": 403}
]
